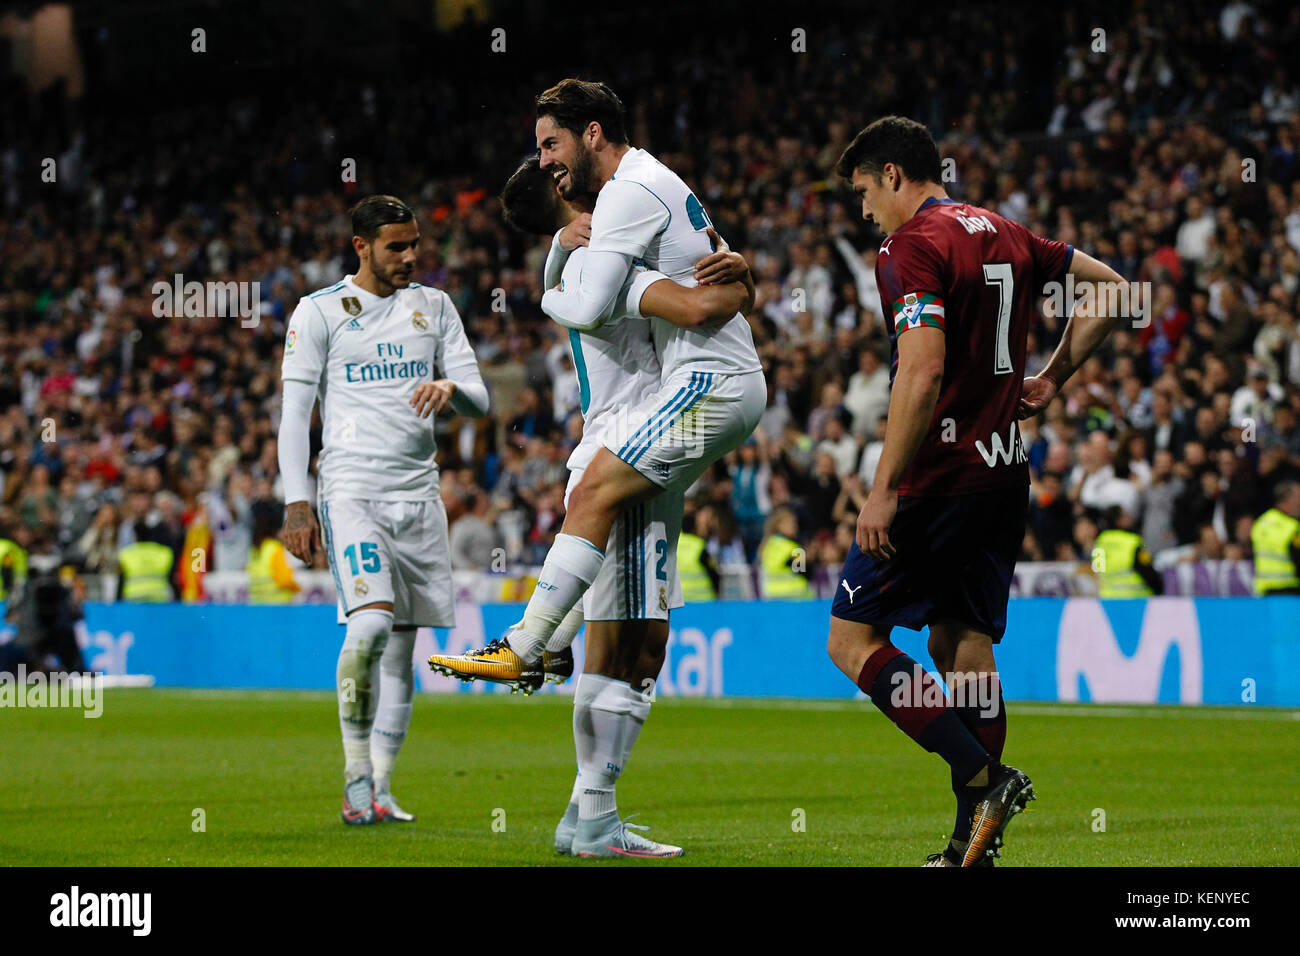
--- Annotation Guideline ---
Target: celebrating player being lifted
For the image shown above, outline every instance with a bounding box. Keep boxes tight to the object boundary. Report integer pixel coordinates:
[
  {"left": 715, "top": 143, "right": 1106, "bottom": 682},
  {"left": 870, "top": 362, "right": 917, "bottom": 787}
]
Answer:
[
  {"left": 825, "top": 118, "right": 1126, "bottom": 866},
  {"left": 278, "top": 196, "right": 489, "bottom": 826},
  {"left": 430, "top": 80, "right": 764, "bottom": 688},
  {"left": 489, "top": 155, "right": 753, "bottom": 857}
]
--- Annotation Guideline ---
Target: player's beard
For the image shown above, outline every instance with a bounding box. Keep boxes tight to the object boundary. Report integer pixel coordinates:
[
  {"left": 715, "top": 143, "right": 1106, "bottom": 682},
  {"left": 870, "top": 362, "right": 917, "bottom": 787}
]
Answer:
[
  {"left": 559, "top": 143, "right": 597, "bottom": 200},
  {"left": 371, "top": 251, "right": 412, "bottom": 289}
]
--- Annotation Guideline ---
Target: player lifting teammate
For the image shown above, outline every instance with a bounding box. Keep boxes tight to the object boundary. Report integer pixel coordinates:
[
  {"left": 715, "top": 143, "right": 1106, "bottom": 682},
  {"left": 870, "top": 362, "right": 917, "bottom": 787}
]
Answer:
[
  {"left": 430, "top": 81, "right": 764, "bottom": 694},
  {"left": 458, "top": 156, "right": 751, "bottom": 857},
  {"left": 827, "top": 117, "right": 1127, "bottom": 866}
]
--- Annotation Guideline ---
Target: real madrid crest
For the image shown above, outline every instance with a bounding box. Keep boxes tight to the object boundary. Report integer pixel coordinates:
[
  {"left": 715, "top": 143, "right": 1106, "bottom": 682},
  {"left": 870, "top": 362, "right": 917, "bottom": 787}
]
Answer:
[
  {"left": 353, "top": 577, "right": 369, "bottom": 597},
  {"left": 659, "top": 586, "right": 668, "bottom": 611},
  {"left": 412, "top": 311, "right": 429, "bottom": 331},
  {"left": 342, "top": 296, "right": 362, "bottom": 316}
]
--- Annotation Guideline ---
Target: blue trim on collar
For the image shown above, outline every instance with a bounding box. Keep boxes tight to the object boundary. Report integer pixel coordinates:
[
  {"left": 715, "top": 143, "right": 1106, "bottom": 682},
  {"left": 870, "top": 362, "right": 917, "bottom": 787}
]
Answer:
[{"left": 918, "top": 197, "right": 959, "bottom": 212}]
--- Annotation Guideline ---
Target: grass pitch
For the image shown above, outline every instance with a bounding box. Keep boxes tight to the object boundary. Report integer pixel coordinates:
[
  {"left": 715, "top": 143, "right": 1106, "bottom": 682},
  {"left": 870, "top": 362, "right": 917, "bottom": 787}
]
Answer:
[{"left": 4, "top": 690, "right": 1298, "bottom": 866}]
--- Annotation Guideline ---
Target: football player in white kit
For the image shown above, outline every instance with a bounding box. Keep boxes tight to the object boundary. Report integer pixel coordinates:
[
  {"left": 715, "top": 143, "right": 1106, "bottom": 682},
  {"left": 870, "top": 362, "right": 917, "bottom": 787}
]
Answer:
[
  {"left": 278, "top": 196, "right": 489, "bottom": 826},
  {"left": 471, "top": 156, "right": 752, "bottom": 857},
  {"left": 429, "top": 80, "right": 765, "bottom": 848}
]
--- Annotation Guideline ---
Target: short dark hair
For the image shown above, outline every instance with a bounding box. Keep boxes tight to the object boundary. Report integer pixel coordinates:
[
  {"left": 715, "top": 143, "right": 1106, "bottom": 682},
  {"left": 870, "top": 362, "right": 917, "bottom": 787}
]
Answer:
[
  {"left": 536, "top": 78, "right": 628, "bottom": 145},
  {"left": 350, "top": 195, "right": 414, "bottom": 240},
  {"left": 500, "top": 156, "right": 562, "bottom": 235},
  {"left": 834, "top": 116, "right": 943, "bottom": 185},
  {"left": 251, "top": 499, "right": 284, "bottom": 542},
  {"left": 1276, "top": 481, "right": 1299, "bottom": 505}
]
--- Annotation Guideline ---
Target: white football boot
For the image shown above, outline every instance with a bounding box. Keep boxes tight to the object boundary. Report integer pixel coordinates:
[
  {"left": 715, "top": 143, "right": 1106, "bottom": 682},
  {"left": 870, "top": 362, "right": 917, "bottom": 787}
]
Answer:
[
  {"left": 372, "top": 789, "right": 416, "bottom": 823},
  {"left": 571, "top": 813, "right": 684, "bottom": 858}
]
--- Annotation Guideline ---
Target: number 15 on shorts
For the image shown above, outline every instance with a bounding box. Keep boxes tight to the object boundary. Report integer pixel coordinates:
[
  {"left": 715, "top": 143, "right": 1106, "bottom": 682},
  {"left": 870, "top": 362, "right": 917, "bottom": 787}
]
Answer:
[{"left": 344, "top": 541, "right": 381, "bottom": 574}]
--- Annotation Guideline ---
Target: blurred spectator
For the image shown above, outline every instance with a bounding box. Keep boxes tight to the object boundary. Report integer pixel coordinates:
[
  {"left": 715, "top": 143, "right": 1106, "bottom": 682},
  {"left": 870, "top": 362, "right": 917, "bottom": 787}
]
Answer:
[
  {"left": 1142, "top": 450, "right": 1186, "bottom": 554},
  {"left": 843, "top": 346, "right": 890, "bottom": 438},
  {"left": 75, "top": 503, "right": 120, "bottom": 574},
  {"left": 857, "top": 415, "right": 889, "bottom": 490},
  {"left": 1072, "top": 432, "right": 1142, "bottom": 517},
  {"left": 208, "top": 472, "right": 254, "bottom": 572},
  {"left": 816, "top": 413, "right": 859, "bottom": 478},
  {"left": 1030, "top": 471, "right": 1074, "bottom": 559},
  {"left": 450, "top": 491, "right": 504, "bottom": 570},
  {"left": 730, "top": 438, "right": 770, "bottom": 562}
]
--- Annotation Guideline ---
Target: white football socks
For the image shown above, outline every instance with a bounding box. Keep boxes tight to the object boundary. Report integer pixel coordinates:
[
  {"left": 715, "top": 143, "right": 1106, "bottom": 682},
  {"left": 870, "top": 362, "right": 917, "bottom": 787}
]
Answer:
[
  {"left": 573, "top": 673, "right": 631, "bottom": 820},
  {"left": 547, "top": 604, "right": 586, "bottom": 654},
  {"left": 571, "top": 672, "right": 659, "bottom": 820},
  {"left": 337, "top": 607, "right": 393, "bottom": 780},
  {"left": 371, "top": 627, "right": 415, "bottom": 794},
  {"left": 513, "top": 533, "right": 605, "bottom": 663},
  {"left": 623, "top": 680, "right": 652, "bottom": 766}
]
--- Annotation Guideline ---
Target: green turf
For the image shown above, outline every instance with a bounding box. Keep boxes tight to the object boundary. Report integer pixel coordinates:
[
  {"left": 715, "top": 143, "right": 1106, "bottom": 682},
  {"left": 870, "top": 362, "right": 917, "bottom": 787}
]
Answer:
[{"left": 3, "top": 690, "right": 1298, "bottom": 866}]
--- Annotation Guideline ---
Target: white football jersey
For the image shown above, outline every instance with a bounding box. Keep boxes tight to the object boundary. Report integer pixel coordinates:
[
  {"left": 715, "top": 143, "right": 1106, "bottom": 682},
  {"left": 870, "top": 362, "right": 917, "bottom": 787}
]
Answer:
[
  {"left": 281, "top": 275, "right": 479, "bottom": 500},
  {"left": 559, "top": 247, "right": 662, "bottom": 472},
  {"left": 588, "top": 147, "right": 762, "bottom": 381}
]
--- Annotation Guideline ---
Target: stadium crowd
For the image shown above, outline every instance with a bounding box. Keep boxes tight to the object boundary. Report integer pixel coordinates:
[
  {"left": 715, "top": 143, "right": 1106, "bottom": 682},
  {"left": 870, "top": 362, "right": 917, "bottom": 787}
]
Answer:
[{"left": 2, "top": 1, "right": 1300, "bottom": 598}]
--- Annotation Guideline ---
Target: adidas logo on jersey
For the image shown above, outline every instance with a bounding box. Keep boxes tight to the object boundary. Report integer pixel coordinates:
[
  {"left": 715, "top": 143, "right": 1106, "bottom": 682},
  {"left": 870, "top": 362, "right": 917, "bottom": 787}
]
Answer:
[{"left": 346, "top": 318, "right": 364, "bottom": 331}]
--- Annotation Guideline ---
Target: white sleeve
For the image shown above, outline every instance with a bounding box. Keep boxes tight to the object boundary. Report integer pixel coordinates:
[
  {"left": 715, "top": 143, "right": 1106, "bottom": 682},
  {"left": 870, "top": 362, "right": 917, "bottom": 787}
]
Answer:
[
  {"left": 435, "top": 293, "right": 490, "bottom": 418},
  {"left": 278, "top": 379, "right": 316, "bottom": 504},
  {"left": 543, "top": 231, "right": 571, "bottom": 289},
  {"left": 587, "top": 179, "right": 671, "bottom": 257},
  {"left": 625, "top": 267, "right": 671, "bottom": 320},
  {"left": 281, "top": 298, "right": 329, "bottom": 385},
  {"left": 540, "top": 246, "right": 631, "bottom": 331}
]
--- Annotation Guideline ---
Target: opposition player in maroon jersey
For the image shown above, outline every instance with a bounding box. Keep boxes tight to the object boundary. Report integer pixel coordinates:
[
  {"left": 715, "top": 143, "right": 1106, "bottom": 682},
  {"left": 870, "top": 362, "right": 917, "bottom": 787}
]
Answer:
[{"left": 827, "top": 117, "right": 1126, "bottom": 866}]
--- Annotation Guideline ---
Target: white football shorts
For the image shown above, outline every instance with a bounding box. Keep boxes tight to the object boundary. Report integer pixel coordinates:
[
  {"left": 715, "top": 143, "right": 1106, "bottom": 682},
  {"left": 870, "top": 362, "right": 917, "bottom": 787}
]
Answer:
[
  {"left": 318, "top": 497, "right": 454, "bottom": 628},
  {"left": 603, "top": 368, "right": 766, "bottom": 493}
]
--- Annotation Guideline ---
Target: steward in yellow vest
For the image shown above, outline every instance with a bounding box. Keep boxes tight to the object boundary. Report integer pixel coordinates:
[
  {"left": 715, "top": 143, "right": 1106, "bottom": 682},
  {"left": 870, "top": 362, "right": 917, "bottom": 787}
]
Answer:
[
  {"left": 0, "top": 536, "right": 29, "bottom": 601},
  {"left": 248, "top": 501, "right": 299, "bottom": 603},
  {"left": 760, "top": 507, "right": 813, "bottom": 600},
  {"left": 677, "top": 533, "right": 716, "bottom": 602},
  {"left": 677, "top": 506, "right": 721, "bottom": 602},
  {"left": 248, "top": 538, "right": 300, "bottom": 603},
  {"left": 117, "top": 529, "right": 176, "bottom": 603},
  {"left": 1251, "top": 483, "right": 1300, "bottom": 595},
  {"left": 1093, "top": 510, "right": 1163, "bottom": 598}
]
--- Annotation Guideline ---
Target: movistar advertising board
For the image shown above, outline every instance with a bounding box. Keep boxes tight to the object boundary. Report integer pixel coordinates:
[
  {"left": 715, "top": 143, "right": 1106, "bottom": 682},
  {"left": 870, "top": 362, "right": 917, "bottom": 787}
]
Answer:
[{"left": 54, "top": 597, "right": 1300, "bottom": 706}]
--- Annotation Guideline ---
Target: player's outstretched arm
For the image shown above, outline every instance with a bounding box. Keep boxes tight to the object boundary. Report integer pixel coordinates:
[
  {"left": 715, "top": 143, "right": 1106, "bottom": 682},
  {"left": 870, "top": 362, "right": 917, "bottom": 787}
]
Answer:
[{"left": 1019, "top": 249, "right": 1126, "bottom": 419}]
